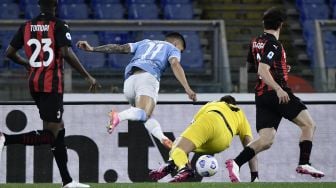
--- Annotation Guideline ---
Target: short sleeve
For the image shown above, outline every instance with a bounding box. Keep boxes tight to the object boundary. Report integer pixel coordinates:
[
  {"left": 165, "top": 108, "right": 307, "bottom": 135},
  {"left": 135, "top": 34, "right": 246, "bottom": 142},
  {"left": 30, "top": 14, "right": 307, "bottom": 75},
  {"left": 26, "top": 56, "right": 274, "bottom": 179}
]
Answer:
[
  {"left": 55, "top": 20, "right": 72, "bottom": 48},
  {"left": 246, "top": 42, "right": 256, "bottom": 72},
  {"left": 238, "top": 111, "right": 253, "bottom": 142},
  {"left": 260, "top": 40, "right": 281, "bottom": 66},
  {"left": 168, "top": 47, "right": 181, "bottom": 62},
  {"left": 128, "top": 39, "right": 149, "bottom": 53},
  {"left": 246, "top": 43, "right": 253, "bottom": 64},
  {"left": 10, "top": 24, "right": 25, "bottom": 50}
]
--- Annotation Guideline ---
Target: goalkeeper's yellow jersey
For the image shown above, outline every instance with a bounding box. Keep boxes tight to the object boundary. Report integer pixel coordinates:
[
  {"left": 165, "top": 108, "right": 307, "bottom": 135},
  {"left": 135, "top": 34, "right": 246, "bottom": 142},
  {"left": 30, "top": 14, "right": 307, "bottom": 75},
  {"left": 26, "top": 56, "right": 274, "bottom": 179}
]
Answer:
[
  {"left": 181, "top": 101, "right": 253, "bottom": 154},
  {"left": 194, "top": 101, "right": 252, "bottom": 142}
]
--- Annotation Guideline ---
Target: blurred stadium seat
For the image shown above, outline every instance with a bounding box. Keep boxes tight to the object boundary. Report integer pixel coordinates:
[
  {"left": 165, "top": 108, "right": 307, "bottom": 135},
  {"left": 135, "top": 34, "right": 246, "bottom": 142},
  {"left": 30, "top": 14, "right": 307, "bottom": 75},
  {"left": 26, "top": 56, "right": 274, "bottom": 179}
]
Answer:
[
  {"left": 0, "top": 55, "right": 4, "bottom": 69},
  {"left": 99, "top": 32, "right": 134, "bottom": 44},
  {"left": 24, "top": 4, "right": 40, "bottom": 19},
  {"left": 325, "top": 50, "right": 336, "bottom": 68},
  {"left": 127, "top": 0, "right": 156, "bottom": 4},
  {"left": 0, "top": 3, "right": 20, "bottom": 19},
  {"left": 107, "top": 54, "right": 132, "bottom": 70},
  {"left": 302, "top": 20, "right": 315, "bottom": 40},
  {"left": 143, "top": 31, "right": 165, "bottom": 40},
  {"left": 181, "top": 48, "right": 204, "bottom": 70},
  {"left": 296, "top": 0, "right": 326, "bottom": 7},
  {"left": 8, "top": 50, "right": 26, "bottom": 69},
  {"left": 323, "top": 31, "right": 336, "bottom": 50},
  {"left": 71, "top": 32, "right": 100, "bottom": 49},
  {"left": 59, "top": 4, "right": 89, "bottom": 19},
  {"left": 59, "top": 0, "right": 86, "bottom": 4},
  {"left": 180, "top": 31, "right": 201, "bottom": 50},
  {"left": 0, "top": 32, "right": 6, "bottom": 69},
  {"left": 297, "top": 0, "right": 335, "bottom": 68},
  {"left": 75, "top": 50, "right": 106, "bottom": 69},
  {"left": 331, "top": 0, "right": 336, "bottom": 7},
  {"left": 0, "top": 32, "right": 13, "bottom": 50},
  {"left": 20, "top": 0, "right": 39, "bottom": 10},
  {"left": 1, "top": 0, "right": 17, "bottom": 3},
  {"left": 298, "top": 3, "right": 329, "bottom": 22},
  {"left": 323, "top": 31, "right": 336, "bottom": 68},
  {"left": 302, "top": 20, "right": 315, "bottom": 59},
  {"left": 128, "top": 4, "right": 159, "bottom": 19},
  {"left": 163, "top": 3, "right": 193, "bottom": 19},
  {"left": 93, "top": 3, "right": 124, "bottom": 19},
  {"left": 91, "top": 0, "right": 121, "bottom": 5},
  {"left": 91, "top": 0, "right": 120, "bottom": 6},
  {"left": 161, "top": 0, "right": 191, "bottom": 5}
]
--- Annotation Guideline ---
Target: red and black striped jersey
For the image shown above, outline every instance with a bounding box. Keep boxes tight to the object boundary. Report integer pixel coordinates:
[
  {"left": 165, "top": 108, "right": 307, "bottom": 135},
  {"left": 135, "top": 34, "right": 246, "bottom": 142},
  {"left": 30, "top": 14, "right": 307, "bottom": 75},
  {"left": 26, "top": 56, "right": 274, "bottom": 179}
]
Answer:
[
  {"left": 10, "top": 13, "right": 72, "bottom": 93},
  {"left": 247, "top": 32, "right": 289, "bottom": 96}
]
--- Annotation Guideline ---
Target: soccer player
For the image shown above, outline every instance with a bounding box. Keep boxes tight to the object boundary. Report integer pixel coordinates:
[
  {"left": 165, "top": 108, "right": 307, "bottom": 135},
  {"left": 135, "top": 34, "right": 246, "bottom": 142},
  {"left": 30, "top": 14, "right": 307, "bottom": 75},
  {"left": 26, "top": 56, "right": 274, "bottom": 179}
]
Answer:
[
  {"left": 225, "top": 7, "right": 324, "bottom": 183},
  {"left": 0, "top": 0, "right": 99, "bottom": 187},
  {"left": 77, "top": 32, "right": 197, "bottom": 149},
  {"left": 149, "top": 95, "right": 259, "bottom": 182}
]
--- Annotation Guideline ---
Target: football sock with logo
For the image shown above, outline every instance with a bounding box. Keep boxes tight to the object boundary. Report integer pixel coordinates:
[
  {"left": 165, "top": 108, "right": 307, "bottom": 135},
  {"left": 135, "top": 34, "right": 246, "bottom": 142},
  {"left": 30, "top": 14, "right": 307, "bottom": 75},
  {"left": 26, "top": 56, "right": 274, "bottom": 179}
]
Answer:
[
  {"left": 51, "top": 129, "right": 72, "bottom": 185},
  {"left": 234, "top": 146, "right": 256, "bottom": 167},
  {"left": 144, "top": 118, "right": 167, "bottom": 141},
  {"left": 299, "top": 140, "right": 312, "bottom": 165},
  {"left": 170, "top": 147, "right": 189, "bottom": 170},
  {"left": 118, "top": 107, "right": 147, "bottom": 122},
  {"left": 4, "top": 130, "right": 54, "bottom": 145}
]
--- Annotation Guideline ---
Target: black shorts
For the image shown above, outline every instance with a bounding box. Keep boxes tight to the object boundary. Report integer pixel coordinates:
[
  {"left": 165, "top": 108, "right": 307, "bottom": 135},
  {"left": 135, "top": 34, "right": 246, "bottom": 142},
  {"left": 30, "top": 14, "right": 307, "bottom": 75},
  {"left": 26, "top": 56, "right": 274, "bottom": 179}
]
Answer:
[
  {"left": 255, "top": 89, "right": 307, "bottom": 132},
  {"left": 31, "top": 92, "right": 64, "bottom": 123}
]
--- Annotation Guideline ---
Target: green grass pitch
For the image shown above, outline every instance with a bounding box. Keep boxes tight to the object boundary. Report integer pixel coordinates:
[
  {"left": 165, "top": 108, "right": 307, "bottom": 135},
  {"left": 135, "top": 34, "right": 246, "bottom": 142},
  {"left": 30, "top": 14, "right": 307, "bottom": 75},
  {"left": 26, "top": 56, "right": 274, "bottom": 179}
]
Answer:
[{"left": 0, "top": 183, "right": 335, "bottom": 188}]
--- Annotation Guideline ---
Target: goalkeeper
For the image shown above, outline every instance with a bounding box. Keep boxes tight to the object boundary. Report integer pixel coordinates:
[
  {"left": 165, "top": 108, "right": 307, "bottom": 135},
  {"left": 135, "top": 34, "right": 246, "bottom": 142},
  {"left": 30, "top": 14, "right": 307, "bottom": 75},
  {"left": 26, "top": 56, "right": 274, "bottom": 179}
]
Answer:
[{"left": 149, "top": 95, "right": 258, "bottom": 182}]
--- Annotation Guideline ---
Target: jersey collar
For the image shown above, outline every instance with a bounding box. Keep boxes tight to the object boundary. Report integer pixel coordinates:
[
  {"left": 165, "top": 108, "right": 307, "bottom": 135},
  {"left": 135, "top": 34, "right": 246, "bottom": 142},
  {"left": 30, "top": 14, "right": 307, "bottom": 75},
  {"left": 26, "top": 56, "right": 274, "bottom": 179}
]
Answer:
[
  {"left": 39, "top": 12, "right": 55, "bottom": 19},
  {"left": 263, "top": 32, "right": 277, "bottom": 40}
]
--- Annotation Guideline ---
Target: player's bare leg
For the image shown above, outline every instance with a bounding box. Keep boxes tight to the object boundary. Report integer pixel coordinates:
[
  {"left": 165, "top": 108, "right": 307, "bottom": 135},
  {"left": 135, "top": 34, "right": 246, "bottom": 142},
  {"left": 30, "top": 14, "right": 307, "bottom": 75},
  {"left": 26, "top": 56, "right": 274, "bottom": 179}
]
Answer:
[
  {"left": 292, "top": 110, "right": 324, "bottom": 178},
  {"left": 168, "top": 137, "right": 195, "bottom": 182},
  {"left": 292, "top": 110, "right": 315, "bottom": 141},
  {"left": 149, "top": 137, "right": 195, "bottom": 181},
  {"left": 137, "top": 95, "right": 173, "bottom": 149},
  {"left": 226, "top": 128, "right": 276, "bottom": 183}
]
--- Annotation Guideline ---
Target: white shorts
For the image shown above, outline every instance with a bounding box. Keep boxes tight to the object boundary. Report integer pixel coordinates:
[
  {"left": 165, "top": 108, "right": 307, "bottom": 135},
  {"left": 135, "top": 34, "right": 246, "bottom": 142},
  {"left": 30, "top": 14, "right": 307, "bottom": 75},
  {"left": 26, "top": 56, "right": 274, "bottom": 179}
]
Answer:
[{"left": 123, "top": 72, "right": 160, "bottom": 105}]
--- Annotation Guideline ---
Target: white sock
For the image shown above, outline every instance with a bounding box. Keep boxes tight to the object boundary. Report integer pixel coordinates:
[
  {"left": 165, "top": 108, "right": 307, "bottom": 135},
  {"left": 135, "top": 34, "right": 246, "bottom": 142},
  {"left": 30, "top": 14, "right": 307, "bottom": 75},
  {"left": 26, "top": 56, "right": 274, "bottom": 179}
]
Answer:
[
  {"left": 144, "top": 118, "right": 167, "bottom": 142},
  {"left": 118, "top": 107, "right": 147, "bottom": 122}
]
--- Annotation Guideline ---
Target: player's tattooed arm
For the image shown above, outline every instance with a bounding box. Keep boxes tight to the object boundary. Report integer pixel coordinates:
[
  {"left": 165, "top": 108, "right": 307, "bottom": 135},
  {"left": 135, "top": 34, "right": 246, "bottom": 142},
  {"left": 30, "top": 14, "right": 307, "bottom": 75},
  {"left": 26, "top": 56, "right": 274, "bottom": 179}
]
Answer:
[{"left": 92, "top": 44, "right": 131, "bottom": 54}]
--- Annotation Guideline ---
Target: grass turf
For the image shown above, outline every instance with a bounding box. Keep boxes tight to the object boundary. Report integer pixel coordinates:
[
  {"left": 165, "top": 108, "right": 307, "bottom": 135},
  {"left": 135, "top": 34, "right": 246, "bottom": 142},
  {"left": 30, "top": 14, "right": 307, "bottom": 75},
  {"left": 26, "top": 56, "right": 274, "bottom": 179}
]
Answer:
[{"left": 0, "top": 183, "right": 335, "bottom": 188}]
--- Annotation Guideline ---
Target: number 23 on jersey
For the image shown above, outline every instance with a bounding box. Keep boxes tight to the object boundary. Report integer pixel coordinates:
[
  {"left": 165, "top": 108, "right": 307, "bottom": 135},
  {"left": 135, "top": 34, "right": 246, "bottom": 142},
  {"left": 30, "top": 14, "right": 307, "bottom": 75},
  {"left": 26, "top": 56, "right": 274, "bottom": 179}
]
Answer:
[{"left": 27, "top": 38, "right": 54, "bottom": 67}]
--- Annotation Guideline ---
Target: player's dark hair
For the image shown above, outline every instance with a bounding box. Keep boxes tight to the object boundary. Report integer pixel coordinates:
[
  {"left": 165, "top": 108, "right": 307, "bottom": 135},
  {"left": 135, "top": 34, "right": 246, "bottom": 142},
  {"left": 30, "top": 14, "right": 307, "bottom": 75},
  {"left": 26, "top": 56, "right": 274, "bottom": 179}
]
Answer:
[
  {"left": 165, "top": 32, "right": 186, "bottom": 50},
  {"left": 263, "top": 7, "right": 287, "bottom": 30},
  {"left": 219, "top": 95, "right": 236, "bottom": 105},
  {"left": 38, "top": 0, "right": 58, "bottom": 8}
]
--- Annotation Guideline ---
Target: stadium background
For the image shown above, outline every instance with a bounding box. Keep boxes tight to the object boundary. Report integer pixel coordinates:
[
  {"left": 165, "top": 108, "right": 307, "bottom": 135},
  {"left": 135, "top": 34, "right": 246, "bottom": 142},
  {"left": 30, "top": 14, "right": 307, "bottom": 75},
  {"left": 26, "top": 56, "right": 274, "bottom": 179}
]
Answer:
[{"left": 0, "top": 0, "right": 336, "bottom": 185}]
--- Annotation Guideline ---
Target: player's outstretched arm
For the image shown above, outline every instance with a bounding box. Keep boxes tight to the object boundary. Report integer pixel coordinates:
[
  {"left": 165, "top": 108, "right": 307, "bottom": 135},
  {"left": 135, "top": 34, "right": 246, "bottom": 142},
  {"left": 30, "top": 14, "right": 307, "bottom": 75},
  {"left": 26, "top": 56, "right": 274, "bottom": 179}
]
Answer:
[
  {"left": 76, "top": 40, "right": 131, "bottom": 54},
  {"left": 61, "top": 46, "right": 100, "bottom": 92},
  {"left": 169, "top": 57, "right": 197, "bottom": 102},
  {"left": 5, "top": 45, "right": 30, "bottom": 71}
]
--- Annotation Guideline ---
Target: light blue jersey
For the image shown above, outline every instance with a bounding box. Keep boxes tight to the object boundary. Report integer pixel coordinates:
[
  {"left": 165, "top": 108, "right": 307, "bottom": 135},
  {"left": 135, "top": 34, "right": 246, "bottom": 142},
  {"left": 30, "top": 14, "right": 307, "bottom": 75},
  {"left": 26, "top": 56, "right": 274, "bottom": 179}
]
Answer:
[{"left": 124, "top": 39, "right": 181, "bottom": 81}]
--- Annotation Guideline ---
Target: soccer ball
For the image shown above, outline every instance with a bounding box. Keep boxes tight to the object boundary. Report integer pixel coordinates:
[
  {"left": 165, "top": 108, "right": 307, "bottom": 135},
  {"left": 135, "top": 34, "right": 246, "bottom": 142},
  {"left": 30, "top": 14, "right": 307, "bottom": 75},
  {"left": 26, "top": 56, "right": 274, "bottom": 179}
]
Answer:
[{"left": 195, "top": 155, "right": 219, "bottom": 177}]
